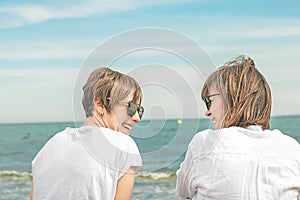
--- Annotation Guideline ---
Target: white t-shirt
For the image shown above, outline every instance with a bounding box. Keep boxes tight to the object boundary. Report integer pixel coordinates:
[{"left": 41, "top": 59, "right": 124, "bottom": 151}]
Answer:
[
  {"left": 176, "top": 126, "right": 300, "bottom": 200},
  {"left": 32, "top": 126, "right": 142, "bottom": 200}
]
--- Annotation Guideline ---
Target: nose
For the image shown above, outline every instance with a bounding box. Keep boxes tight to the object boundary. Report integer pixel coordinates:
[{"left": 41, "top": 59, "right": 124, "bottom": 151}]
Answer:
[
  {"left": 131, "top": 111, "right": 141, "bottom": 123},
  {"left": 205, "top": 109, "right": 211, "bottom": 117}
]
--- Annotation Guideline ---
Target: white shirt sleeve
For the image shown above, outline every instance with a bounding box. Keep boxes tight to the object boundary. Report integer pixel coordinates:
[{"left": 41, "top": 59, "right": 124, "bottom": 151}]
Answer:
[
  {"left": 176, "top": 129, "right": 218, "bottom": 199},
  {"left": 176, "top": 142, "right": 196, "bottom": 199}
]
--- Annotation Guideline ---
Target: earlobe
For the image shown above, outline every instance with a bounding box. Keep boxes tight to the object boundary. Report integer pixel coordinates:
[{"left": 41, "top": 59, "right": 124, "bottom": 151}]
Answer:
[{"left": 94, "top": 98, "right": 105, "bottom": 116}]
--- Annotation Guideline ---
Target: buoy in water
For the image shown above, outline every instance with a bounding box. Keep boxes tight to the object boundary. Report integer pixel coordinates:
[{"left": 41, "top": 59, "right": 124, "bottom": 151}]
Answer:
[{"left": 177, "top": 119, "right": 182, "bottom": 125}]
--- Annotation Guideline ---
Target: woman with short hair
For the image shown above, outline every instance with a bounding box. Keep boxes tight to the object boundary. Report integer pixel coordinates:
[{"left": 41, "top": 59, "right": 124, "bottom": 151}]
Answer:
[{"left": 31, "top": 67, "right": 144, "bottom": 200}]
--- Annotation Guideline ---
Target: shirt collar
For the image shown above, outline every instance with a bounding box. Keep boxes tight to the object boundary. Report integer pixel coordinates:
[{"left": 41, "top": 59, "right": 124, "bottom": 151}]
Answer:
[{"left": 247, "top": 125, "right": 263, "bottom": 132}]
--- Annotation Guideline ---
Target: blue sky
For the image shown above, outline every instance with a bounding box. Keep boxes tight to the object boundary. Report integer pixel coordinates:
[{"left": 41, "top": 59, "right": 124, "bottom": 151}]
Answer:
[{"left": 0, "top": 0, "right": 300, "bottom": 123}]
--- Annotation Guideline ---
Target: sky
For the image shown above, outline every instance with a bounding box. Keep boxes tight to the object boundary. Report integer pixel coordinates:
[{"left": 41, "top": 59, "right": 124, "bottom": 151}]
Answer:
[{"left": 0, "top": 0, "right": 300, "bottom": 123}]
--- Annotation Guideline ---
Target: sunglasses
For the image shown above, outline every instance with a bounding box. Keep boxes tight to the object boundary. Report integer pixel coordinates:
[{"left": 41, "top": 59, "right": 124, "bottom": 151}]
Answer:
[
  {"left": 124, "top": 102, "right": 144, "bottom": 119},
  {"left": 204, "top": 93, "right": 220, "bottom": 110},
  {"left": 107, "top": 98, "right": 144, "bottom": 119}
]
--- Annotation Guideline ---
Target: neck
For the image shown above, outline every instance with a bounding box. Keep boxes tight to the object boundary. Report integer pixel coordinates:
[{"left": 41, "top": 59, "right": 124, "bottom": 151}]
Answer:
[
  {"left": 89, "top": 116, "right": 102, "bottom": 127},
  {"left": 83, "top": 115, "right": 105, "bottom": 127}
]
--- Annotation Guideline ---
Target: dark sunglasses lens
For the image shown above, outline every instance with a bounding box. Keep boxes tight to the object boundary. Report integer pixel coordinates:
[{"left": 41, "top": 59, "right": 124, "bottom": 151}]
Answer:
[
  {"left": 138, "top": 106, "right": 144, "bottom": 119},
  {"left": 127, "top": 102, "right": 137, "bottom": 117},
  {"left": 205, "top": 97, "right": 211, "bottom": 110},
  {"left": 127, "top": 102, "right": 144, "bottom": 119}
]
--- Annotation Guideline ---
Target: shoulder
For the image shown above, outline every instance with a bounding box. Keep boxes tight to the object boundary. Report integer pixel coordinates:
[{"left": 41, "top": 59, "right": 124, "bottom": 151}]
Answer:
[
  {"left": 40, "top": 127, "right": 74, "bottom": 148},
  {"left": 269, "top": 129, "right": 300, "bottom": 158},
  {"left": 191, "top": 127, "right": 241, "bottom": 142},
  {"left": 78, "top": 126, "right": 142, "bottom": 171},
  {"left": 270, "top": 129, "right": 298, "bottom": 143},
  {"left": 78, "top": 126, "right": 140, "bottom": 154},
  {"left": 188, "top": 129, "right": 220, "bottom": 156},
  {"left": 102, "top": 127, "right": 136, "bottom": 143},
  {"left": 188, "top": 127, "right": 246, "bottom": 156},
  {"left": 190, "top": 127, "right": 237, "bottom": 146},
  {"left": 102, "top": 127, "right": 139, "bottom": 152},
  {"left": 32, "top": 128, "right": 73, "bottom": 164}
]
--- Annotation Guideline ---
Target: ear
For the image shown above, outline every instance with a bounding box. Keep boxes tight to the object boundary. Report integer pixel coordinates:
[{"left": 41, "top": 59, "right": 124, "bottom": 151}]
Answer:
[{"left": 93, "top": 98, "right": 105, "bottom": 115}]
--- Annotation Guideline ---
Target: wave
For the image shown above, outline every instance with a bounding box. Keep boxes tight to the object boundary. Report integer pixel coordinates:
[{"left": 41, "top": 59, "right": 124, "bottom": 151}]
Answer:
[
  {"left": 0, "top": 170, "right": 32, "bottom": 179},
  {"left": 136, "top": 171, "right": 176, "bottom": 181},
  {"left": 0, "top": 170, "right": 177, "bottom": 182}
]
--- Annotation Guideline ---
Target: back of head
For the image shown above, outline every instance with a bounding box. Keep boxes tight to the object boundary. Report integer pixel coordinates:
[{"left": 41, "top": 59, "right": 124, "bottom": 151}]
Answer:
[
  {"left": 201, "top": 55, "right": 272, "bottom": 130},
  {"left": 82, "top": 67, "right": 142, "bottom": 118}
]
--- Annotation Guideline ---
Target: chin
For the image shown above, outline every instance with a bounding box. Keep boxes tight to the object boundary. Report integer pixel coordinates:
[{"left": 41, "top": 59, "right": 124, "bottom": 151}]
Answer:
[{"left": 120, "top": 129, "right": 131, "bottom": 135}]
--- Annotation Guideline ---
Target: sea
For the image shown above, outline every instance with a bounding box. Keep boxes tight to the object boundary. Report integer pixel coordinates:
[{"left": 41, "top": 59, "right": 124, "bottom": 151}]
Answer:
[{"left": 0, "top": 116, "right": 299, "bottom": 200}]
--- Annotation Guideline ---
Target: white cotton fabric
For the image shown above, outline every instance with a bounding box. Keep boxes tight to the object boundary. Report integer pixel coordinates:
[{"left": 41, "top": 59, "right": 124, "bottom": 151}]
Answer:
[
  {"left": 32, "top": 126, "right": 142, "bottom": 200},
  {"left": 176, "top": 126, "right": 300, "bottom": 200}
]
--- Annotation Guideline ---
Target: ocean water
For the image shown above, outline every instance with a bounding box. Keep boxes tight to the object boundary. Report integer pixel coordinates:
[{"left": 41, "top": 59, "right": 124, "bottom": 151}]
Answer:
[{"left": 0, "top": 116, "right": 299, "bottom": 200}]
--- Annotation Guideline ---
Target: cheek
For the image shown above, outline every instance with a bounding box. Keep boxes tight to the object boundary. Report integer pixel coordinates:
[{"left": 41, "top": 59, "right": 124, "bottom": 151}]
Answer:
[
  {"left": 214, "top": 101, "right": 225, "bottom": 118},
  {"left": 218, "top": 105, "right": 225, "bottom": 119},
  {"left": 112, "top": 108, "right": 129, "bottom": 123}
]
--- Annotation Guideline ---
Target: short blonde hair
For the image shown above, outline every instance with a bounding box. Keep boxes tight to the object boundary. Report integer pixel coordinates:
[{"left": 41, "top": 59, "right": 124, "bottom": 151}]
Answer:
[
  {"left": 201, "top": 55, "right": 272, "bottom": 130},
  {"left": 82, "top": 67, "right": 142, "bottom": 118}
]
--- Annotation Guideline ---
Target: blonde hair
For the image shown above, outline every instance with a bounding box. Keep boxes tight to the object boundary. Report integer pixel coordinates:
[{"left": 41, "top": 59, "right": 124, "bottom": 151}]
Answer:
[
  {"left": 201, "top": 55, "right": 272, "bottom": 130},
  {"left": 82, "top": 67, "right": 142, "bottom": 118}
]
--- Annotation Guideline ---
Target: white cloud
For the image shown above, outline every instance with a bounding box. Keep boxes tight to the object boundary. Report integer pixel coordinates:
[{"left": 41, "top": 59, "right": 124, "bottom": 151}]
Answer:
[
  {"left": 188, "top": 16, "right": 300, "bottom": 41},
  {"left": 0, "top": 0, "right": 197, "bottom": 29},
  {"left": 0, "top": 5, "right": 53, "bottom": 28},
  {"left": 0, "top": 28, "right": 214, "bottom": 61},
  {"left": 249, "top": 25, "right": 300, "bottom": 38},
  {"left": 10, "top": 5, "right": 52, "bottom": 23},
  {"left": 0, "top": 67, "right": 78, "bottom": 90},
  {"left": 0, "top": 47, "right": 87, "bottom": 60}
]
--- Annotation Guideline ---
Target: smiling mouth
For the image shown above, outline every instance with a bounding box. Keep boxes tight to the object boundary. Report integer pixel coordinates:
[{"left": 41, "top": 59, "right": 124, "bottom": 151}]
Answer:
[{"left": 123, "top": 124, "right": 132, "bottom": 131}]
